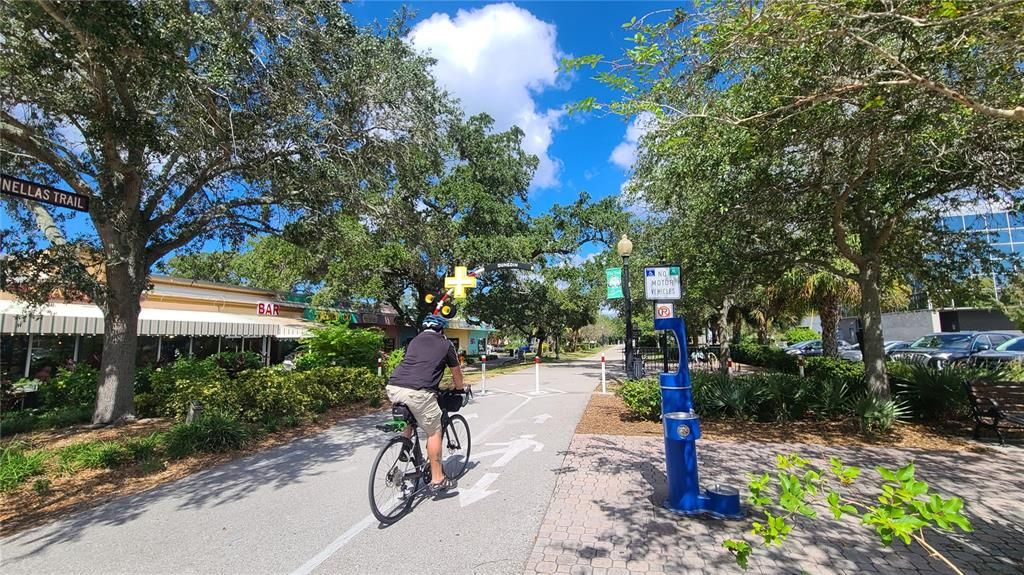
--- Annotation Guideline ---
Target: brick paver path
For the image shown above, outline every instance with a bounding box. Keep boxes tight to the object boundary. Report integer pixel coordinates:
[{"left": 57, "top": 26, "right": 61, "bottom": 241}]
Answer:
[{"left": 524, "top": 434, "right": 1023, "bottom": 575}]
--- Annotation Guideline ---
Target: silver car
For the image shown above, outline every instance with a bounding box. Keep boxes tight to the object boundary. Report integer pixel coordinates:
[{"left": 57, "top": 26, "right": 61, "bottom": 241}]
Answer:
[{"left": 839, "top": 340, "right": 911, "bottom": 362}]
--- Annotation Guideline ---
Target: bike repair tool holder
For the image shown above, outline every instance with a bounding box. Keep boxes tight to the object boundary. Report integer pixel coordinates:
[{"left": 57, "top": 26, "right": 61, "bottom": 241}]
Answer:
[{"left": 655, "top": 315, "right": 743, "bottom": 519}]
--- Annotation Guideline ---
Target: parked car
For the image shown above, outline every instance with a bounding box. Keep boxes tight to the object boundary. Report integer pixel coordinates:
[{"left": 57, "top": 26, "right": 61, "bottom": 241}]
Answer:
[
  {"left": 838, "top": 340, "right": 911, "bottom": 362},
  {"left": 785, "top": 339, "right": 856, "bottom": 357},
  {"left": 889, "top": 331, "right": 1020, "bottom": 368},
  {"left": 969, "top": 336, "right": 1024, "bottom": 368}
]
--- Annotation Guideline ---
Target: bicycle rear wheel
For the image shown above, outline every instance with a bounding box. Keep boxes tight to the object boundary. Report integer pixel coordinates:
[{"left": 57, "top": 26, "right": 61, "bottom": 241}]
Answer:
[
  {"left": 441, "top": 414, "right": 471, "bottom": 479},
  {"left": 368, "top": 437, "right": 415, "bottom": 524}
]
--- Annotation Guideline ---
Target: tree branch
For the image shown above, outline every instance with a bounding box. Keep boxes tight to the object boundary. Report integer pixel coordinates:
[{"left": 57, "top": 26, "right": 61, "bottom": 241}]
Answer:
[{"left": 1, "top": 114, "right": 96, "bottom": 198}]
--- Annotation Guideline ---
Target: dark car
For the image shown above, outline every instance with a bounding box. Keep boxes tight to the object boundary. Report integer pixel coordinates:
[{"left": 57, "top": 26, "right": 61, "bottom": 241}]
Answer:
[
  {"left": 889, "top": 331, "right": 1020, "bottom": 368},
  {"left": 969, "top": 336, "right": 1024, "bottom": 368},
  {"left": 838, "top": 340, "right": 910, "bottom": 362},
  {"left": 785, "top": 339, "right": 856, "bottom": 358}
]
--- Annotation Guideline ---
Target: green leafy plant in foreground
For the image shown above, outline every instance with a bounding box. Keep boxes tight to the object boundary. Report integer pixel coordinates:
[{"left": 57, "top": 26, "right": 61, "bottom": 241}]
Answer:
[{"left": 724, "top": 455, "right": 972, "bottom": 574}]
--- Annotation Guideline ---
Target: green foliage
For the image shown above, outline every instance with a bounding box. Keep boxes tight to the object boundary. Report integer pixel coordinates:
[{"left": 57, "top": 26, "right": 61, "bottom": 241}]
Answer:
[
  {"left": 783, "top": 327, "right": 818, "bottom": 344},
  {"left": 0, "top": 444, "right": 47, "bottom": 492},
  {"left": 300, "top": 324, "right": 383, "bottom": 371},
  {"left": 725, "top": 454, "right": 972, "bottom": 571},
  {"left": 165, "top": 414, "right": 250, "bottom": 459},
  {"left": 210, "top": 352, "right": 263, "bottom": 377},
  {"left": 853, "top": 394, "right": 910, "bottom": 435},
  {"left": 384, "top": 348, "right": 404, "bottom": 377},
  {"left": 1, "top": 411, "right": 40, "bottom": 437},
  {"left": 1, "top": 406, "right": 93, "bottom": 438},
  {"left": 32, "top": 478, "right": 52, "bottom": 496},
  {"left": 39, "top": 365, "right": 99, "bottom": 409},
  {"left": 892, "top": 364, "right": 971, "bottom": 420},
  {"left": 732, "top": 343, "right": 798, "bottom": 373},
  {"left": 617, "top": 378, "right": 662, "bottom": 421}
]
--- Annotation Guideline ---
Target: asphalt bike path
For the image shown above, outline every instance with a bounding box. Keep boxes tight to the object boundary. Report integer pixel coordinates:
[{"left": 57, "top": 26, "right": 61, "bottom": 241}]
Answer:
[{"left": 0, "top": 349, "right": 618, "bottom": 575}]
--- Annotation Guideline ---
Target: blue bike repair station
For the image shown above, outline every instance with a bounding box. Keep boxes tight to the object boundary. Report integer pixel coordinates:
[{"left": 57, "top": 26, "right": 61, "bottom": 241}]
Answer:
[
  {"left": 644, "top": 263, "right": 742, "bottom": 519},
  {"left": 655, "top": 314, "right": 742, "bottom": 519}
]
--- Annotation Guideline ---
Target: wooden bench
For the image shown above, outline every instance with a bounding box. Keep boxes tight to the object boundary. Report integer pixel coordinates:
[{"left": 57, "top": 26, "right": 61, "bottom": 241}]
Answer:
[{"left": 965, "top": 380, "right": 1024, "bottom": 444}]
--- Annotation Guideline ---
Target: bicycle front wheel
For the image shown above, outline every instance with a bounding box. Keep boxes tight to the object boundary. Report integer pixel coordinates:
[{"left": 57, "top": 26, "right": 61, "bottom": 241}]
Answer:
[
  {"left": 368, "top": 437, "right": 415, "bottom": 524},
  {"left": 441, "top": 414, "right": 471, "bottom": 479}
]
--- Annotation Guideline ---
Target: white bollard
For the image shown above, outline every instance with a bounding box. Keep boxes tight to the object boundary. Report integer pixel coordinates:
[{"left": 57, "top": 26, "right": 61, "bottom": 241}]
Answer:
[
  {"left": 534, "top": 355, "right": 541, "bottom": 394},
  {"left": 480, "top": 355, "right": 487, "bottom": 395},
  {"left": 377, "top": 356, "right": 383, "bottom": 377},
  {"left": 601, "top": 352, "right": 607, "bottom": 394}
]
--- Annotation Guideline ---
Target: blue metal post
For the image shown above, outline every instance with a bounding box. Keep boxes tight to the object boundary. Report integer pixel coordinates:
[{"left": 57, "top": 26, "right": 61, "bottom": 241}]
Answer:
[{"left": 655, "top": 316, "right": 742, "bottom": 519}]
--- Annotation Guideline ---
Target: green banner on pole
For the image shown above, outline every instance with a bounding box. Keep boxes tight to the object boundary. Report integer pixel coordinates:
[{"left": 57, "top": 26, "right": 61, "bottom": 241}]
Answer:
[{"left": 606, "top": 267, "right": 623, "bottom": 299}]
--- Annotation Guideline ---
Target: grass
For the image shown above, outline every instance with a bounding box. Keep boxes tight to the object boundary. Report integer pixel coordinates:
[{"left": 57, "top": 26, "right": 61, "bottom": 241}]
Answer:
[
  {"left": 1, "top": 406, "right": 93, "bottom": 438},
  {"left": 0, "top": 444, "right": 48, "bottom": 492}
]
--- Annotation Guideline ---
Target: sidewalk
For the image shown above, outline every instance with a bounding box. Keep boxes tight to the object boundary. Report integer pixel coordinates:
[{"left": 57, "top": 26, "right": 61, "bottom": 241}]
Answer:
[{"left": 524, "top": 435, "right": 1023, "bottom": 575}]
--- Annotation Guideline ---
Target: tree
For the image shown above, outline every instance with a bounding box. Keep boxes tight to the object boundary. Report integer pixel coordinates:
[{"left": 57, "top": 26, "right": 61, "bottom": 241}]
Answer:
[
  {"left": 283, "top": 113, "right": 622, "bottom": 326},
  {"left": 1, "top": 1, "right": 451, "bottom": 422},
  {"left": 571, "top": 0, "right": 1024, "bottom": 397},
  {"left": 159, "top": 236, "right": 316, "bottom": 294}
]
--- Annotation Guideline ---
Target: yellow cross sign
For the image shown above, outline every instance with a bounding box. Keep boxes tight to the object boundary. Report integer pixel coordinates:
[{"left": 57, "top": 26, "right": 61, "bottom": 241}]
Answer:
[{"left": 444, "top": 266, "right": 478, "bottom": 299}]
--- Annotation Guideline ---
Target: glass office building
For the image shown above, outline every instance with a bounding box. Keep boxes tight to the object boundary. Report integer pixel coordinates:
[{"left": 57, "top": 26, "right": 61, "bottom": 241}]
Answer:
[{"left": 942, "top": 209, "right": 1023, "bottom": 288}]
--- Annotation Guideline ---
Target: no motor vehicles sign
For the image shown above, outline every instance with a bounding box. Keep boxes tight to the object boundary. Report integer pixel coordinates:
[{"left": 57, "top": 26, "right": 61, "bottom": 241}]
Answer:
[{"left": 644, "top": 265, "right": 682, "bottom": 301}]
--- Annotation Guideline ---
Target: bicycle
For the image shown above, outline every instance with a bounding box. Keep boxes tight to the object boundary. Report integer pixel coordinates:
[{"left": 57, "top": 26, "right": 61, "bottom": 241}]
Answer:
[{"left": 368, "top": 388, "right": 473, "bottom": 524}]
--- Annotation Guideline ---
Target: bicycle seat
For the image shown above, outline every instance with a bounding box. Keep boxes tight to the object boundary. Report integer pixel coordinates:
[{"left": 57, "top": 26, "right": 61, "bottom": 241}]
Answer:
[{"left": 392, "top": 402, "right": 416, "bottom": 425}]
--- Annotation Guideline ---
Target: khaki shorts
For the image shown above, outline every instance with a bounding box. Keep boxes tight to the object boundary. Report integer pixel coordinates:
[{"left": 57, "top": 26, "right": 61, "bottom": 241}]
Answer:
[{"left": 386, "top": 385, "right": 442, "bottom": 435}]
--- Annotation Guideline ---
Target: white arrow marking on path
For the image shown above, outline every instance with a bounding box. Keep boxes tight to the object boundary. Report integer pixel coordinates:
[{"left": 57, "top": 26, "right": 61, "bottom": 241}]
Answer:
[
  {"left": 532, "top": 414, "right": 551, "bottom": 424},
  {"left": 459, "top": 472, "right": 500, "bottom": 507},
  {"left": 473, "top": 435, "right": 544, "bottom": 468}
]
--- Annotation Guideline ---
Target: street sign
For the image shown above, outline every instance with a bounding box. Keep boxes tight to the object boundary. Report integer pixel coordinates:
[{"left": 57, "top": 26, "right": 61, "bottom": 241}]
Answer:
[
  {"left": 644, "top": 265, "right": 682, "bottom": 300},
  {"left": 444, "top": 266, "right": 478, "bottom": 299},
  {"left": 655, "top": 302, "right": 674, "bottom": 319},
  {"left": 1, "top": 173, "right": 90, "bottom": 212},
  {"left": 606, "top": 267, "right": 623, "bottom": 299}
]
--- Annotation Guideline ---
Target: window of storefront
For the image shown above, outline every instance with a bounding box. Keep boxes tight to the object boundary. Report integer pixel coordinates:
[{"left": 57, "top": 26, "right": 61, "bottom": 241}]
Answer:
[
  {"left": 192, "top": 336, "right": 219, "bottom": 358},
  {"left": 222, "top": 336, "right": 243, "bottom": 353},
  {"left": 1, "top": 334, "right": 29, "bottom": 382},
  {"left": 77, "top": 336, "right": 104, "bottom": 368},
  {"left": 29, "top": 335, "right": 77, "bottom": 379},
  {"left": 160, "top": 336, "right": 191, "bottom": 363},
  {"left": 137, "top": 336, "right": 159, "bottom": 366}
]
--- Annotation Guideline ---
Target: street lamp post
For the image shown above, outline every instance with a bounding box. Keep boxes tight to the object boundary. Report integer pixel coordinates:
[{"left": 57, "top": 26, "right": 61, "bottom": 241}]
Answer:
[{"left": 617, "top": 234, "right": 634, "bottom": 378}]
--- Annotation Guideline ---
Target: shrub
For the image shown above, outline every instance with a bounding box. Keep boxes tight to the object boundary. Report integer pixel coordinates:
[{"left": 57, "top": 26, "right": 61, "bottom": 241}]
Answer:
[
  {"left": 37, "top": 405, "right": 93, "bottom": 428},
  {"left": 300, "top": 324, "right": 383, "bottom": 371},
  {"left": 210, "top": 351, "right": 263, "bottom": 376},
  {"left": 230, "top": 369, "right": 312, "bottom": 423},
  {"left": 753, "top": 373, "right": 813, "bottom": 422},
  {"left": 892, "top": 364, "right": 970, "bottom": 420},
  {"left": 32, "top": 478, "right": 52, "bottom": 496},
  {"left": 0, "top": 444, "right": 47, "bottom": 491},
  {"left": 852, "top": 394, "right": 910, "bottom": 434},
  {"left": 699, "top": 375, "right": 769, "bottom": 420},
  {"left": 732, "top": 343, "right": 798, "bottom": 373},
  {"left": 384, "top": 348, "right": 404, "bottom": 378},
  {"left": 1, "top": 411, "right": 40, "bottom": 437},
  {"left": 783, "top": 326, "right": 818, "bottom": 344},
  {"left": 54, "top": 440, "right": 134, "bottom": 472},
  {"left": 39, "top": 365, "right": 99, "bottom": 409},
  {"left": 809, "top": 378, "right": 855, "bottom": 419},
  {"left": 165, "top": 413, "right": 250, "bottom": 458},
  {"left": 618, "top": 378, "right": 662, "bottom": 421}
]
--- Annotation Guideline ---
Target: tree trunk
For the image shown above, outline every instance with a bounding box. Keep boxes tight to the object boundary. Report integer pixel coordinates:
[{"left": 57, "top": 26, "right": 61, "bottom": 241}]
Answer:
[
  {"left": 819, "top": 293, "right": 842, "bottom": 358},
  {"left": 554, "top": 335, "right": 561, "bottom": 359},
  {"left": 93, "top": 278, "right": 142, "bottom": 424},
  {"left": 859, "top": 260, "right": 890, "bottom": 399},
  {"left": 731, "top": 312, "right": 743, "bottom": 345},
  {"left": 717, "top": 295, "right": 733, "bottom": 375},
  {"left": 756, "top": 319, "right": 770, "bottom": 345}
]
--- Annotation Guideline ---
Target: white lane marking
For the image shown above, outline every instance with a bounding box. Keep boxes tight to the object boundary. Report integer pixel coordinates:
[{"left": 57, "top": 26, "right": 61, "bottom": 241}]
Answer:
[
  {"left": 289, "top": 515, "right": 376, "bottom": 575},
  {"left": 532, "top": 414, "right": 551, "bottom": 424},
  {"left": 290, "top": 393, "right": 535, "bottom": 573},
  {"left": 458, "top": 472, "right": 500, "bottom": 507},
  {"left": 475, "top": 435, "right": 544, "bottom": 468}
]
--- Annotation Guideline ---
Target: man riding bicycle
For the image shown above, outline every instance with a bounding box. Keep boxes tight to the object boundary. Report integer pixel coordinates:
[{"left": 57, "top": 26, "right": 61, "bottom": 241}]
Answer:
[{"left": 386, "top": 314, "right": 465, "bottom": 495}]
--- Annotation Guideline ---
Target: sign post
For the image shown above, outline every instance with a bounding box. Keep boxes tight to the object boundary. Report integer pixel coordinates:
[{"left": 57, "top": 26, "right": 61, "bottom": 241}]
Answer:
[
  {"left": 600, "top": 352, "right": 607, "bottom": 394},
  {"left": 480, "top": 355, "right": 487, "bottom": 395},
  {"left": 534, "top": 355, "right": 540, "bottom": 395}
]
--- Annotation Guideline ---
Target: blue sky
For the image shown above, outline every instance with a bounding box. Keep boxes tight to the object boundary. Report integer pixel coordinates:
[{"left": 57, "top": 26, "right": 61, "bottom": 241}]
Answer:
[{"left": 348, "top": 1, "right": 666, "bottom": 259}]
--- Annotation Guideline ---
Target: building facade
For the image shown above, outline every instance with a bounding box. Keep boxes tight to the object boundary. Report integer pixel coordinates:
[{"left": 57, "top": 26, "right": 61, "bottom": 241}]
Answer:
[{"left": 1, "top": 276, "right": 493, "bottom": 382}]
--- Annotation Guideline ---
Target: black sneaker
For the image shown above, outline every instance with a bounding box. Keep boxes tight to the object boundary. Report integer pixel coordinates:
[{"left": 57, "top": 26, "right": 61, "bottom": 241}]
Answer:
[{"left": 426, "top": 477, "right": 456, "bottom": 495}]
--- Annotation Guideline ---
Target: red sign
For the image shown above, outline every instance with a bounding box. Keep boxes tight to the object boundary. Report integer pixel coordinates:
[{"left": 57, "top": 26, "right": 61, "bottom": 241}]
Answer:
[{"left": 257, "top": 302, "right": 280, "bottom": 316}]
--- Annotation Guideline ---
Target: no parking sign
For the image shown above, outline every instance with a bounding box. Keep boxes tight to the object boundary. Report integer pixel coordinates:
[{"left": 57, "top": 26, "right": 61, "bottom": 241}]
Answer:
[{"left": 655, "top": 302, "right": 674, "bottom": 319}]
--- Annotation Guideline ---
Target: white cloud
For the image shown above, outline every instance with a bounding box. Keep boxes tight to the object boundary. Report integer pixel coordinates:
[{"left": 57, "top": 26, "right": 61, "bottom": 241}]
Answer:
[
  {"left": 409, "top": 4, "right": 564, "bottom": 188},
  {"left": 609, "top": 112, "right": 656, "bottom": 171}
]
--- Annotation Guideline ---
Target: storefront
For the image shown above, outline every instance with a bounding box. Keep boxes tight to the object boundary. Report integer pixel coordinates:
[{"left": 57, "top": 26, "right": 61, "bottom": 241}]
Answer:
[{"left": 0, "top": 276, "right": 314, "bottom": 382}]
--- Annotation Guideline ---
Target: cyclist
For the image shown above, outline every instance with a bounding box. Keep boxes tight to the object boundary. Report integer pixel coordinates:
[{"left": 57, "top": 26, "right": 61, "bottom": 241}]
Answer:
[{"left": 386, "top": 314, "right": 465, "bottom": 495}]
